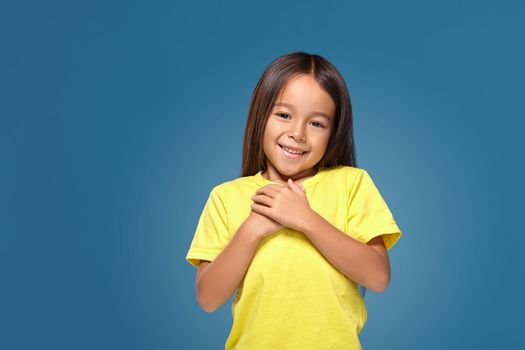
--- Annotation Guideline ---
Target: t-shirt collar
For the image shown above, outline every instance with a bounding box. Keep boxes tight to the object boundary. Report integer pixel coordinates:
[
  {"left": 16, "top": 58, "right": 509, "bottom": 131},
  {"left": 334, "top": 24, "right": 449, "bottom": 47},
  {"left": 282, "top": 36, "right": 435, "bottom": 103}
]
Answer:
[{"left": 253, "top": 167, "right": 328, "bottom": 189}]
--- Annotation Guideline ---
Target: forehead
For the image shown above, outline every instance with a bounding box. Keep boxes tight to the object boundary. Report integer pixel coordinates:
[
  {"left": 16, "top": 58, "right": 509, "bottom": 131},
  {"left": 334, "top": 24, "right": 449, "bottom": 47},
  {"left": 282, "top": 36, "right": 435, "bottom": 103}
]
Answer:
[{"left": 274, "top": 75, "right": 335, "bottom": 118}]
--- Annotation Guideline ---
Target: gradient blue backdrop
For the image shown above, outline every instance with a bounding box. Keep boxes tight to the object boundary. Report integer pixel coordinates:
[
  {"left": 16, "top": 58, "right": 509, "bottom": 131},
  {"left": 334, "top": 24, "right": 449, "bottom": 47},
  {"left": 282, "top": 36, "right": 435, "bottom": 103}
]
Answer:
[{"left": 2, "top": 0, "right": 524, "bottom": 349}]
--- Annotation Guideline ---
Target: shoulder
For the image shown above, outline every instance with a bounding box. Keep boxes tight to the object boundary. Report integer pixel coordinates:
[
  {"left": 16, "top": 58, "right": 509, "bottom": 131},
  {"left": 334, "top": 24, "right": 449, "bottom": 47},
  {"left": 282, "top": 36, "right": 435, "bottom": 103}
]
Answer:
[
  {"left": 320, "top": 166, "right": 374, "bottom": 195},
  {"left": 322, "top": 165, "right": 366, "bottom": 183},
  {"left": 208, "top": 173, "right": 259, "bottom": 198}
]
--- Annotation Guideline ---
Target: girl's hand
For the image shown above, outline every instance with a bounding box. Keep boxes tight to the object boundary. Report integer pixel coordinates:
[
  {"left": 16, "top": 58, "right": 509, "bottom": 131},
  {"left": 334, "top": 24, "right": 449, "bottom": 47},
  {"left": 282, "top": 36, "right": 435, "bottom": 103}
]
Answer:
[
  {"left": 245, "top": 209, "right": 284, "bottom": 240},
  {"left": 251, "top": 179, "right": 312, "bottom": 232}
]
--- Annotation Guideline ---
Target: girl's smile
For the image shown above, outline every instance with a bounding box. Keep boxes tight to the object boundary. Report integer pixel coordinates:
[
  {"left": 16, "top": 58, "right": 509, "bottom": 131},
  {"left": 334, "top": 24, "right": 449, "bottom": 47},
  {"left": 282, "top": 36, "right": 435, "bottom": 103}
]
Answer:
[
  {"left": 278, "top": 143, "right": 308, "bottom": 158},
  {"left": 262, "top": 74, "right": 335, "bottom": 184}
]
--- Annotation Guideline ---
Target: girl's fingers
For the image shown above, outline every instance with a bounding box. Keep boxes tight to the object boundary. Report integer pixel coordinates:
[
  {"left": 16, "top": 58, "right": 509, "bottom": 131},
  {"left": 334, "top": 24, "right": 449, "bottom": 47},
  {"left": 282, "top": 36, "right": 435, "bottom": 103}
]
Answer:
[
  {"left": 252, "top": 194, "right": 272, "bottom": 206},
  {"left": 288, "top": 178, "right": 306, "bottom": 194},
  {"left": 287, "top": 178, "right": 301, "bottom": 193}
]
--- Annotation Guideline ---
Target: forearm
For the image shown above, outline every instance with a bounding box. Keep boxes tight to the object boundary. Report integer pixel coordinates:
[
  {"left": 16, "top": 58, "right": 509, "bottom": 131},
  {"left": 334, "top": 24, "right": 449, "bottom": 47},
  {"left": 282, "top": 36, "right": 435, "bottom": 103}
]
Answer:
[
  {"left": 299, "top": 211, "right": 389, "bottom": 293},
  {"left": 197, "top": 221, "right": 261, "bottom": 312}
]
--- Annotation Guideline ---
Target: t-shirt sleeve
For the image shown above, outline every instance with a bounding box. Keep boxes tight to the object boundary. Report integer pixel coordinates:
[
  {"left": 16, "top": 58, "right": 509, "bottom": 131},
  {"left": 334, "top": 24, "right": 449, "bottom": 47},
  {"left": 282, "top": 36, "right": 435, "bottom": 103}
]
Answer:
[
  {"left": 185, "top": 186, "right": 231, "bottom": 269},
  {"left": 346, "top": 168, "right": 403, "bottom": 251}
]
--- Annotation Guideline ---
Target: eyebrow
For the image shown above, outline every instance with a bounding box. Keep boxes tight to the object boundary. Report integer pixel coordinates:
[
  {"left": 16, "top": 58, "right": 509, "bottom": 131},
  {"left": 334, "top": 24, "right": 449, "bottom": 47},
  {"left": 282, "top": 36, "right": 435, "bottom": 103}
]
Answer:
[{"left": 273, "top": 102, "right": 332, "bottom": 120}]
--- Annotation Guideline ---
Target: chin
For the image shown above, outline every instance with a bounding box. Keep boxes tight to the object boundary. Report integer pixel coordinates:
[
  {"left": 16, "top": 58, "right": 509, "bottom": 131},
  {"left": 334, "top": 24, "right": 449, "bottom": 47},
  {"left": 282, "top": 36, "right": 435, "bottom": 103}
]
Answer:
[{"left": 276, "top": 165, "right": 308, "bottom": 176}]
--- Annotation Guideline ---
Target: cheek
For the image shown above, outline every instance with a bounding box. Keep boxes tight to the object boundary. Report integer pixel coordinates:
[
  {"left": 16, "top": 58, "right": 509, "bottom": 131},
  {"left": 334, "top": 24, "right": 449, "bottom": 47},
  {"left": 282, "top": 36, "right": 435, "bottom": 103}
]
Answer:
[
  {"left": 263, "top": 125, "right": 281, "bottom": 143},
  {"left": 313, "top": 133, "right": 331, "bottom": 150},
  {"left": 262, "top": 132, "right": 274, "bottom": 148},
  {"left": 261, "top": 131, "right": 277, "bottom": 154}
]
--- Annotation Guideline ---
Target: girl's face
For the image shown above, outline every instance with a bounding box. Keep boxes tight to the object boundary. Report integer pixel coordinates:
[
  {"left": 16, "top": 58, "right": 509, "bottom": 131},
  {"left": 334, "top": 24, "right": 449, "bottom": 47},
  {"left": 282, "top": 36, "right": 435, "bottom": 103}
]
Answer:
[{"left": 262, "top": 74, "right": 335, "bottom": 184}]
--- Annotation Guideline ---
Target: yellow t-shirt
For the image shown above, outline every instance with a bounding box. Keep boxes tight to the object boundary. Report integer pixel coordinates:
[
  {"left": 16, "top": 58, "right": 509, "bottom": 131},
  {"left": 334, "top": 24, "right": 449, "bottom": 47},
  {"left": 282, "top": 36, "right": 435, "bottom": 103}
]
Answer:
[{"left": 185, "top": 165, "right": 403, "bottom": 349}]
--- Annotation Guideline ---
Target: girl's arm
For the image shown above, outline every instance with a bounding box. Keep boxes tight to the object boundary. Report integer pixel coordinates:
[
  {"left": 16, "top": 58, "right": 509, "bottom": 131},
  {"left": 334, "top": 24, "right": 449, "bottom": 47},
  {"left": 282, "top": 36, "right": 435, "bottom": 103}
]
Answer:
[
  {"left": 195, "top": 220, "right": 261, "bottom": 312},
  {"left": 299, "top": 211, "right": 391, "bottom": 293}
]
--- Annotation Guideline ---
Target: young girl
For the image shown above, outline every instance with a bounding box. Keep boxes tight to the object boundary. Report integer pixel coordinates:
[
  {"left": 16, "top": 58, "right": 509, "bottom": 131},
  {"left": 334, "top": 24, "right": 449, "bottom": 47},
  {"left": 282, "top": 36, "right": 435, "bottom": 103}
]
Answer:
[{"left": 185, "top": 52, "right": 403, "bottom": 349}]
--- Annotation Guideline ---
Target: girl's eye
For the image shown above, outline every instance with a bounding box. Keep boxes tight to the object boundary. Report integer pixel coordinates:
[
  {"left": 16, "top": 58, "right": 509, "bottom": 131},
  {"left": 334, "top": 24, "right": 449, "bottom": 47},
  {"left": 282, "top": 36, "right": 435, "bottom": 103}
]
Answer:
[
  {"left": 275, "top": 113, "right": 325, "bottom": 128},
  {"left": 276, "top": 113, "right": 290, "bottom": 119},
  {"left": 310, "top": 121, "right": 325, "bottom": 128}
]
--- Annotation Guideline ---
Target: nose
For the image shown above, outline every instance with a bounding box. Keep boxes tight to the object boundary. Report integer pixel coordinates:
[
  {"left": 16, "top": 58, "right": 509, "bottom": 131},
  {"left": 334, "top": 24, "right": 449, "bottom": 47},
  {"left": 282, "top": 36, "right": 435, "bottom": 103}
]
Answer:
[{"left": 288, "top": 121, "right": 306, "bottom": 142}]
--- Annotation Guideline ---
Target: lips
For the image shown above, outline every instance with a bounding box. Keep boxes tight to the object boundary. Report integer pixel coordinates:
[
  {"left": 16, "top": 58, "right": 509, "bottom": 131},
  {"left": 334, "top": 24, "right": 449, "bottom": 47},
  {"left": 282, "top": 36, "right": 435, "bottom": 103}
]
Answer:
[
  {"left": 278, "top": 144, "right": 307, "bottom": 154},
  {"left": 278, "top": 144, "right": 308, "bottom": 158}
]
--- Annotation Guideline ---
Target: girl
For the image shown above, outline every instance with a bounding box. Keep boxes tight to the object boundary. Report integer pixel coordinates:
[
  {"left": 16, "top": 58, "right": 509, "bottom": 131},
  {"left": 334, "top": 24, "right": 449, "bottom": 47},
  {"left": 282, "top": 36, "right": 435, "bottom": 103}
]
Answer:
[{"left": 185, "top": 52, "right": 403, "bottom": 349}]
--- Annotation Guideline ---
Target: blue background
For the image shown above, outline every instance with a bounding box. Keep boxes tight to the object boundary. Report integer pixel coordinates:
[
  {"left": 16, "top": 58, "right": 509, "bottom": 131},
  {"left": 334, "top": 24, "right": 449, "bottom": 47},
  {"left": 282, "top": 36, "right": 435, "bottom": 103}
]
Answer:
[{"left": 2, "top": 0, "right": 524, "bottom": 349}]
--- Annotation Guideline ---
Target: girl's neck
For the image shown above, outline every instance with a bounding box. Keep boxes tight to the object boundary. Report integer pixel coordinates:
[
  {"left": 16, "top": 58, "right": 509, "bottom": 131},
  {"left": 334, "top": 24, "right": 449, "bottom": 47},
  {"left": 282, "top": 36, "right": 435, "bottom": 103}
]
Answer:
[{"left": 262, "top": 166, "right": 318, "bottom": 186}]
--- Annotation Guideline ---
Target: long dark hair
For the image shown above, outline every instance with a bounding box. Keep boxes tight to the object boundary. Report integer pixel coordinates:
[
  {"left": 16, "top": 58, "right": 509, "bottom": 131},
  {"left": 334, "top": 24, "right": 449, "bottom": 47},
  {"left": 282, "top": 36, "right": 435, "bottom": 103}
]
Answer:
[
  {"left": 240, "top": 52, "right": 367, "bottom": 298},
  {"left": 240, "top": 51, "right": 357, "bottom": 177}
]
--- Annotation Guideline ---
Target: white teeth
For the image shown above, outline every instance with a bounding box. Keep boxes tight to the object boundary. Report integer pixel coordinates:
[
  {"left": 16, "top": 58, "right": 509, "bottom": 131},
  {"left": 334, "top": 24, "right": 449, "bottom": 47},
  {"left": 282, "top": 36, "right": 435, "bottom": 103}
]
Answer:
[{"left": 281, "top": 145, "right": 304, "bottom": 154}]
